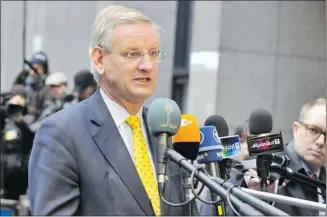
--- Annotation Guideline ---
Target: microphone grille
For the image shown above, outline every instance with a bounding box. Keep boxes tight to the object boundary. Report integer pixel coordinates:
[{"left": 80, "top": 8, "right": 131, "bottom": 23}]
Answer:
[
  {"left": 249, "top": 109, "right": 273, "bottom": 135},
  {"left": 204, "top": 115, "right": 229, "bottom": 137},
  {"left": 147, "top": 98, "right": 182, "bottom": 136}
]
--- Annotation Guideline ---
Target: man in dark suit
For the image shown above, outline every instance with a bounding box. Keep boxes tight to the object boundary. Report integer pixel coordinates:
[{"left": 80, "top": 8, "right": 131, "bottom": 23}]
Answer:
[
  {"left": 28, "top": 4, "right": 196, "bottom": 215},
  {"left": 237, "top": 98, "right": 326, "bottom": 216}
]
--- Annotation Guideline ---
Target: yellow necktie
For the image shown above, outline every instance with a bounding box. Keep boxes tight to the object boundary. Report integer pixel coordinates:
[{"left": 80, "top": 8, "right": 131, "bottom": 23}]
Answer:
[{"left": 125, "top": 115, "right": 161, "bottom": 216}]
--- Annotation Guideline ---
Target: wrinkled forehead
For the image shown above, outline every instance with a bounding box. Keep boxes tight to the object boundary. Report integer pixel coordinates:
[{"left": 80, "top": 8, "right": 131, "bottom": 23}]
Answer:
[
  {"left": 304, "top": 104, "right": 326, "bottom": 130},
  {"left": 111, "top": 22, "right": 160, "bottom": 50}
]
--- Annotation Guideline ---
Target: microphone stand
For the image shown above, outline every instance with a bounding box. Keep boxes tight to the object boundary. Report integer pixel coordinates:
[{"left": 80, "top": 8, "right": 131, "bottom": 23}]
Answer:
[
  {"left": 181, "top": 160, "right": 194, "bottom": 216},
  {"left": 241, "top": 187, "right": 326, "bottom": 212},
  {"left": 269, "top": 165, "right": 326, "bottom": 190},
  {"left": 205, "top": 162, "right": 226, "bottom": 216},
  {"left": 211, "top": 176, "right": 289, "bottom": 216},
  {"left": 256, "top": 154, "right": 271, "bottom": 193},
  {"left": 165, "top": 148, "right": 288, "bottom": 216},
  {"left": 220, "top": 158, "right": 239, "bottom": 180}
]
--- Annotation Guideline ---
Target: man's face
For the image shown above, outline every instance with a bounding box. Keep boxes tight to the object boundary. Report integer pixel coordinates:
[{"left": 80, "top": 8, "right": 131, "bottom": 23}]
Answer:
[
  {"left": 49, "top": 84, "right": 67, "bottom": 98},
  {"left": 97, "top": 22, "right": 159, "bottom": 103},
  {"left": 29, "top": 63, "right": 45, "bottom": 76},
  {"left": 293, "top": 104, "right": 326, "bottom": 168}
]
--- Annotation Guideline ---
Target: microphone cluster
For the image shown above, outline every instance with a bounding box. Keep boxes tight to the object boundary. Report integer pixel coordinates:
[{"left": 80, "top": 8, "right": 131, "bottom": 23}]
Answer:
[{"left": 146, "top": 98, "right": 326, "bottom": 216}]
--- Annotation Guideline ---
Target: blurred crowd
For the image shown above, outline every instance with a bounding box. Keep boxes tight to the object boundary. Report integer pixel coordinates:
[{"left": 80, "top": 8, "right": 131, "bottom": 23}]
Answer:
[{"left": 0, "top": 51, "right": 97, "bottom": 201}]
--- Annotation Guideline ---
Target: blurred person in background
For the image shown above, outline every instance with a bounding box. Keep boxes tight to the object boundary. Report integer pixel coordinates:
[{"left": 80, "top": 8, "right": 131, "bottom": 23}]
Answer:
[
  {"left": 1, "top": 84, "right": 34, "bottom": 200},
  {"left": 45, "top": 72, "right": 69, "bottom": 101},
  {"left": 73, "top": 69, "right": 97, "bottom": 102},
  {"left": 58, "top": 69, "right": 97, "bottom": 108},
  {"left": 234, "top": 120, "right": 250, "bottom": 160},
  {"left": 28, "top": 72, "right": 69, "bottom": 132},
  {"left": 25, "top": 51, "right": 52, "bottom": 119}
]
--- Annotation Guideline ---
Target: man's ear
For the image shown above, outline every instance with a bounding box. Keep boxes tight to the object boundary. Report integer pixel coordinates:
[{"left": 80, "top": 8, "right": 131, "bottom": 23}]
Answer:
[
  {"left": 90, "top": 47, "right": 105, "bottom": 75},
  {"left": 293, "top": 121, "right": 300, "bottom": 137}
]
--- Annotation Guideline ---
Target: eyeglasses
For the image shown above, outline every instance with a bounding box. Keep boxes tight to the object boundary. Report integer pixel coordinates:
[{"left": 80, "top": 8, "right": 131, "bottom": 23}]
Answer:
[
  {"left": 97, "top": 46, "right": 167, "bottom": 62},
  {"left": 298, "top": 121, "right": 326, "bottom": 139}
]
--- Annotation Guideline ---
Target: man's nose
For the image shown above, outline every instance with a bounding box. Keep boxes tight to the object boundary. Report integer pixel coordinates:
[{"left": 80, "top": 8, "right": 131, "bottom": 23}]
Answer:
[
  {"left": 316, "top": 133, "right": 325, "bottom": 147},
  {"left": 137, "top": 55, "right": 154, "bottom": 72}
]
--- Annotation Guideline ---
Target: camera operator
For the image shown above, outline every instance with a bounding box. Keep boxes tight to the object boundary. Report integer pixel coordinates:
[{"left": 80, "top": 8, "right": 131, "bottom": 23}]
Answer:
[
  {"left": 25, "top": 51, "right": 52, "bottom": 120},
  {"left": 1, "top": 85, "right": 34, "bottom": 200},
  {"left": 28, "top": 72, "right": 69, "bottom": 132}
]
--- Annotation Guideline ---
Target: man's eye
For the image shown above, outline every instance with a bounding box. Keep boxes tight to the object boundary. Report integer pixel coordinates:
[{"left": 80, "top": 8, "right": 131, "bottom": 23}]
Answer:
[
  {"left": 149, "top": 50, "right": 159, "bottom": 57},
  {"left": 308, "top": 127, "right": 319, "bottom": 135},
  {"left": 127, "top": 51, "right": 141, "bottom": 58}
]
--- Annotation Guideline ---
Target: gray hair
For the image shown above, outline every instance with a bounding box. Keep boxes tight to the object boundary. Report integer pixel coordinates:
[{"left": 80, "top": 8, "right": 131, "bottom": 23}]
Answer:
[
  {"left": 88, "top": 4, "right": 160, "bottom": 82},
  {"left": 299, "top": 98, "right": 326, "bottom": 121}
]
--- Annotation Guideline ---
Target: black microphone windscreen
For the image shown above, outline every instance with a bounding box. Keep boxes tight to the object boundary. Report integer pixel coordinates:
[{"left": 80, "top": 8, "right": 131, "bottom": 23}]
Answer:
[
  {"left": 204, "top": 115, "right": 229, "bottom": 137},
  {"left": 249, "top": 109, "right": 273, "bottom": 135}
]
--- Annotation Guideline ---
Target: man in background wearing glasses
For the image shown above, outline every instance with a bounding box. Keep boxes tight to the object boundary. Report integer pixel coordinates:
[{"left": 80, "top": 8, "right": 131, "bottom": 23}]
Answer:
[
  {"left": 28, "top": 4, "right": 196, "bottom": 216},
  {"left": 243, "top": 98, "right": 326, "bottom": 216}
]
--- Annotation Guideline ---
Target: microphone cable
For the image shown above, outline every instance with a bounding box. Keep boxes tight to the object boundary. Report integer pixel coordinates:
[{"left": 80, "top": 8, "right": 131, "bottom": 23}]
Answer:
[
  {"left": 160, "top": 158, "right": 205, "bottom": 207},
  {"left": 226, "top": 187, "right": 241, "bottom": 216},
  {"left": 189, "top": 167, "right": 223, "bottom": 205}
]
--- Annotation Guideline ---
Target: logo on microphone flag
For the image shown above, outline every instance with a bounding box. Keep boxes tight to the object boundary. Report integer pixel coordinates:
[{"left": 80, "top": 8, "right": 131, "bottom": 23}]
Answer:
[
  {"left": 200, "top": 131, "right": 204, "bottom": 144},
  {"left": 159, "top": 100, "right": 179, "bottom": 130},
  {"left": 213, "top": 129, "right": 220, "bottom": 143},
  {"left": 181, "top": 118, "right": 193, "bottom": 127},
  {"left": 220, "top": 136, "right": 242, "bottom": 159}
]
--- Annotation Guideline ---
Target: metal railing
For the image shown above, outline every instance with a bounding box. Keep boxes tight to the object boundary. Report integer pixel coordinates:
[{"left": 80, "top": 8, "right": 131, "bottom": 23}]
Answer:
[{"left": 1, "top": 195, "right": 30, "bottom": 216}]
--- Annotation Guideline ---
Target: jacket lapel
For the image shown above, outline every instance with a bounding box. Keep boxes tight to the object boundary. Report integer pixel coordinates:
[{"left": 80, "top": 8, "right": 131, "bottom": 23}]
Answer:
[
  {"left": 89, "top": 89, "right": 154, "bottom": 215},
  {"left": 284, "top": 141, "right": 320, "bottom": 216}
]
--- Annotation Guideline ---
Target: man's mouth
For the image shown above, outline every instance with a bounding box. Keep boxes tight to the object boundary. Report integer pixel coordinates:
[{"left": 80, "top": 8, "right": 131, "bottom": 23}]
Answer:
[
  {"left": 134, "top": 77, "right": 151, "bottom": 82},
  {"left": 310, "top": 149, "right": 323, "bottom": 157}
]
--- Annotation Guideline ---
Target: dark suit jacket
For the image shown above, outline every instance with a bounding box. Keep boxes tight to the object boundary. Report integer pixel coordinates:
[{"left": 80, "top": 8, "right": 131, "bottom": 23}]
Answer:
[
  {"left": 230, "top": 141, "right": 326, "bottom": 216},
  {"left": 28, "top": 89, "right": 197, "bottom": 215},
  {"left": 273, "top": 141, "right": 326, "bottom": 216}
]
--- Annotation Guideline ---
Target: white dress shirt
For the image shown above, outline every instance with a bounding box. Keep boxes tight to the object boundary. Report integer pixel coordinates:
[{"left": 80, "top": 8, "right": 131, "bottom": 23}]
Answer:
[{"left": 100, "top": 88, "right": 157, "bottom": 180}]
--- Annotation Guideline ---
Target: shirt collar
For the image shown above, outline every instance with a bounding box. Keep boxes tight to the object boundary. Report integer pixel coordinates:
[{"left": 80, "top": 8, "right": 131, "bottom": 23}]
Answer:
[
  {"left": 300, "top": 159, "right": 321, "bottom": 177},
  {"left": 100, "top": 88, "right": 143, "bottom": 127}
]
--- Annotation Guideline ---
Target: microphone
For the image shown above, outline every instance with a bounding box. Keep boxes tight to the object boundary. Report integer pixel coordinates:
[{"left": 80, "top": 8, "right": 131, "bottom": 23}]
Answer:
[
  {"left": 172, "top": 114, "right": 200, "bottom": 161},
  {"left": 204, "top": 115, "right": 242, "bottom": 180},
  {"left": 147, "top": 98, "right": 181, "bottom": 196},
  {"left": 197, "top": 125, "right": 225, "bottom": 216},
  {"left": 204, "top": 115, "right": 229, "bottom": 137},
  {"left": 158, "top": 114, "right": 287, "bottom": 216},
  {"left": 247, "top": 109, "right": 284, "bottom": 156},
  {"left": 172, "top": 114, "right": 200, "bottom": 216},
  {"left": 246, "top": 109, "right": 285, "bottom": 192}
]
